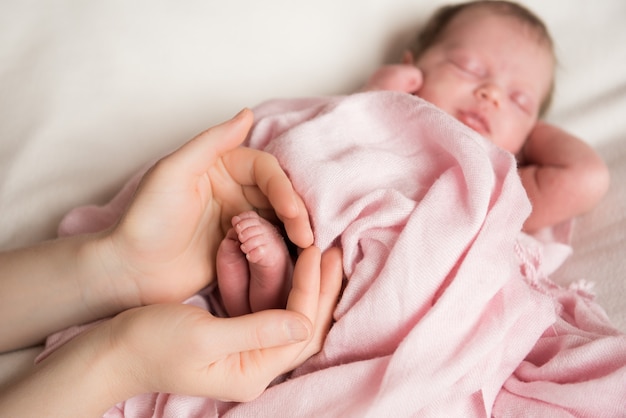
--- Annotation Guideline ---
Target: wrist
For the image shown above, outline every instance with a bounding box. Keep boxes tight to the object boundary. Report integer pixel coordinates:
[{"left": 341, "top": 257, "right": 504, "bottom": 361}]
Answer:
[
  {"left": 77, "top": 232, "right": 141, "bottom": 319},
  {"left": 0, "top": 321, "right": 137, "bottom": 416},
  {"left": 89, "top": 318, "right": 147, "bottom": 403}
]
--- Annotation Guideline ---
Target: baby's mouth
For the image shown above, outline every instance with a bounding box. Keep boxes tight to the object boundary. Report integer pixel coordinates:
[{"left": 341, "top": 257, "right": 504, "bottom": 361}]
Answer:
[{"left": 456, "top": 110, "right": 490, "bottom": 136}]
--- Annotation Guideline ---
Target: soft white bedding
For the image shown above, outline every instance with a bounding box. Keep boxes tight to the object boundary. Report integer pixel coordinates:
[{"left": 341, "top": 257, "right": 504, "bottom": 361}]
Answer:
[{"left": 1, "top": 0, "right": 624, "bottom": 385}]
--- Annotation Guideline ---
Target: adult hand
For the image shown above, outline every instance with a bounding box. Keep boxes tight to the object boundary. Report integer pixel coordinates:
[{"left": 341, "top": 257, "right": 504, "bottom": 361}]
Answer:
[
  {"left": 0, "top": 247, "right": 342, "bottom": 416},
  {"left": 0, "top": 109, "right": 314, "bottom": 353},
  {"left": 110, "top": 247, "right": 341, "bottom": 402},
  {"left": 93, "top": 109, "right": 314, "bottom": 308}
]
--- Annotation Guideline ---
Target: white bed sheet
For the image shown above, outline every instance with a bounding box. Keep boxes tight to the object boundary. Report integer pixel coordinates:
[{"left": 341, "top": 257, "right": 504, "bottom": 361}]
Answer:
[{"left": 0, "top": 0, "right": 624, "bottom": 359}]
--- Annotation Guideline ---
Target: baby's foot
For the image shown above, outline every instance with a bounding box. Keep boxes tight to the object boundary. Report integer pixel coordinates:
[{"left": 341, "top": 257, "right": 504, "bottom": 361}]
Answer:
[
  {"left": 216, "top": 211, "right": 293, "bottom": 316},
  {"left": 216, "top": 227, "right": 252, "bottom": 317},
  {"left": 232, "top": 211, "right": 293, "bottom": 312}
]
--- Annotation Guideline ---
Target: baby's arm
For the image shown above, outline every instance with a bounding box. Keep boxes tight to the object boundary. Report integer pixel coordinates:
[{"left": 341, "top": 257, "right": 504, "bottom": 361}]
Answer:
[
  {"left": 362, "top": 64, "right": 423, "bottom": 94},
  {"left": 518, "top": 122, "right": 610, "bottom": 232}
]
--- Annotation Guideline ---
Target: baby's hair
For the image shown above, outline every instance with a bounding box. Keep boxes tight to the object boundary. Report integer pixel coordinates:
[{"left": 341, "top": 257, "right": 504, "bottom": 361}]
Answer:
[{"left": 409, "top": 0, "right": 555, "bottom": 116}]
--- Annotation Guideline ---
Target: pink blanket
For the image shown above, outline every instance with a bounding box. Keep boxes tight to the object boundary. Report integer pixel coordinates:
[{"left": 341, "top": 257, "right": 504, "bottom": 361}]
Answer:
[{"left": 46, "top": 92, "right": 626, "bottom": 417}]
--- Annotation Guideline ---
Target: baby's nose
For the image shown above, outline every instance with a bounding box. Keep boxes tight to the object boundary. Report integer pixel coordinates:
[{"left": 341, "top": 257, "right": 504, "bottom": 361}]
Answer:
[{"left": 475, "top": 84, "right": 501, "bottom": 108}]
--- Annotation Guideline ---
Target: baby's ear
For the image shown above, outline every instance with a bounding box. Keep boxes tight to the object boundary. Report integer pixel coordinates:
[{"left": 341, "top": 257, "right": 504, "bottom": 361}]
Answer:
[{"left": 402, "top": 50, "right": 415, "bottom": 65}]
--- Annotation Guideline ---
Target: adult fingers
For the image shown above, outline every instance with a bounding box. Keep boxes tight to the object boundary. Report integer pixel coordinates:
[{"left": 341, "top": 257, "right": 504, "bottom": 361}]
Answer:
[
  {"left": 286, "top": 246, "right": 342, "bottom": 326},
  {"left": 206, "top": 310, "right": 313, "bottom": 359},
  {"left": 128, "top": 108, "right": 254, "bottom": 215},
  {"left": 311, "top": 247, "right": 343, "bottom": 347},
  {"left": 281, "top": 247, "right": 343, "bottom": 372},
  {"left": 318, "top": 247, "right": 343, "bottom": 322},
  {"left": 223, "top": 147, "right": 299, "bottom": 217},
  {"left": 219, "top": 246, "right": 339, "bottom": 358},
  {"left": 209, "top": 248, "right": 343, "bottom": 391},
  {"left": 223, "top": 147, "right": 313, "bottom": 248},
  {"left": 162, "top": 109, "right": 254, "bottom": 177},
  {"left": 286, "top": 246, "right": 322, "bottom": 322}
]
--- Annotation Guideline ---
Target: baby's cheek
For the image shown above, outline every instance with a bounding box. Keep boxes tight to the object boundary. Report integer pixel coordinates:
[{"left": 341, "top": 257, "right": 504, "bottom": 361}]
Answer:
[
  {"left": 414, "top": 83, "right": 444, "bottom": 106},
  {"left": 493, "top": 130, "right": 527, "bottom": 155}
]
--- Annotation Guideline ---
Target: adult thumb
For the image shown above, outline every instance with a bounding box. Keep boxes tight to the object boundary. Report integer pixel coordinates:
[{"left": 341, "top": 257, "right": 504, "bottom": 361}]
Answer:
[{"left": 209, "top": 310, "right": 312, "bottom": 357}]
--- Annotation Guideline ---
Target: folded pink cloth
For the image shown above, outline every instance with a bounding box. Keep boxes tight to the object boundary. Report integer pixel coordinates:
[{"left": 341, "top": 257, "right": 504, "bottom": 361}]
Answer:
[{"left": 45, "top": 92, "right": 626, "bottom": 417}]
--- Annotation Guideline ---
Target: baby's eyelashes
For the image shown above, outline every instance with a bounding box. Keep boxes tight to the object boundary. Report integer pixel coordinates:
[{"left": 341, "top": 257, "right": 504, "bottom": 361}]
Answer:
[
  {"left": 509, "top": 91, "right": 534, "bottom": 115},
  {"left": 450, "top": 56, "right": 486, "bottom": 78}
]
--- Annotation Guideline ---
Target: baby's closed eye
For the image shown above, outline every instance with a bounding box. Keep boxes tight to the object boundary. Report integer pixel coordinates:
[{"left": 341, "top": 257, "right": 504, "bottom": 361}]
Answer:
[
  {"left": 449, "top": 55, "right": 486, "bottom": 78},
  {"left": 509, "top": 91, "right": 534, "bottom": 115}
]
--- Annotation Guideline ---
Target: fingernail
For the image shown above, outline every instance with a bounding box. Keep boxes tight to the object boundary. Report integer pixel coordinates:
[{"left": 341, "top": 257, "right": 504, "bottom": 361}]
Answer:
[
  {"left": 285, "top": 318, "right": 310, "bottom": 342},
  {"left": 232, "top": 108, "right": 250, "bottom": 122}
]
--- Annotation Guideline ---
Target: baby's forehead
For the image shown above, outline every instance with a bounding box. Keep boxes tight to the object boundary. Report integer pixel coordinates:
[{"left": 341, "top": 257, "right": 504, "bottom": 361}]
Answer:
[
  {"left": 446, "top": 6, "right": 553, "bottom": 50},
  {"left": 439, "top": 8, "right": 556, "bottom": 74}
]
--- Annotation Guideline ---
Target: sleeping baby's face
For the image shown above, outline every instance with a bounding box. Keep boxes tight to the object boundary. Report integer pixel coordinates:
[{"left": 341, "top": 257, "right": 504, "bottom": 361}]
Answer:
[{"left": 410, "top": 7, "right": 554, "bottom": 154}]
